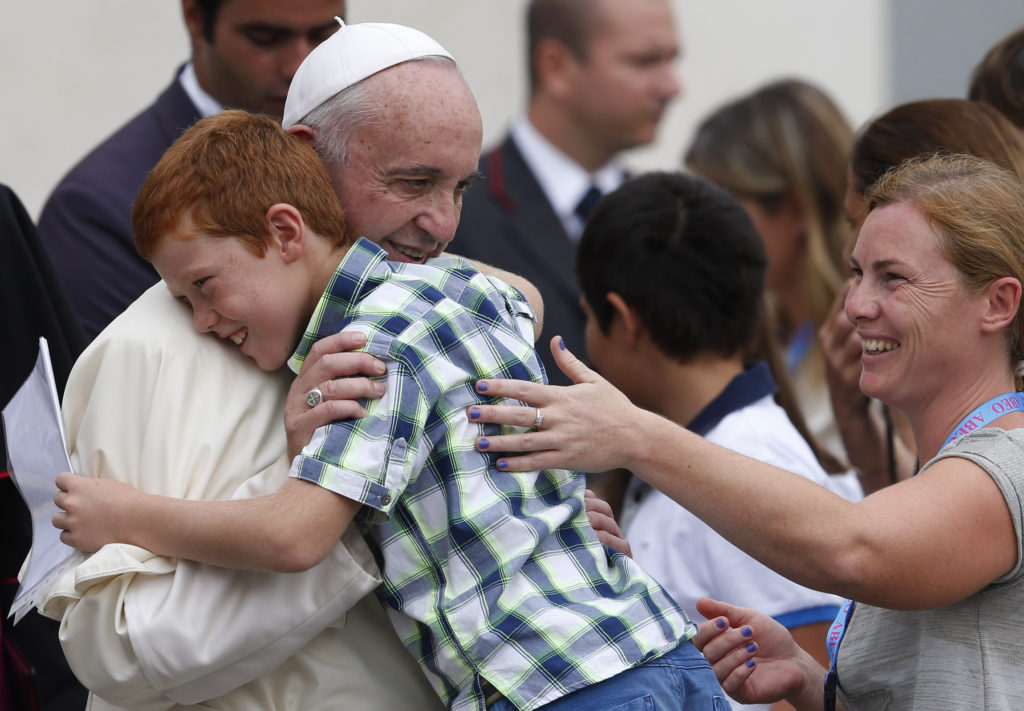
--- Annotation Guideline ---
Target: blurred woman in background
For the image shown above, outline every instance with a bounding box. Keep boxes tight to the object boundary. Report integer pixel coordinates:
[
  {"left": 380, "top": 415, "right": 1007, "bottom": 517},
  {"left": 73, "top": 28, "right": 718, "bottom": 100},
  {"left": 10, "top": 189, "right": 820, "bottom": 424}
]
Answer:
[{"left": 686, "top": 79, "right": 854, "bottom": 465}]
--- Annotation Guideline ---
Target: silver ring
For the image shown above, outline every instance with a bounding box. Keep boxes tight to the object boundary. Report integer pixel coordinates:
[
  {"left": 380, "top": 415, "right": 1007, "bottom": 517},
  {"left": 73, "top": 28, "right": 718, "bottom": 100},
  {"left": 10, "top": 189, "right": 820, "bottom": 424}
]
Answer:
[
  {"left": 305, "top": 387, "right": 324, "bottom": 408},
  {"left": 532, "top": 408, "right": 544, "bottom": 430}
]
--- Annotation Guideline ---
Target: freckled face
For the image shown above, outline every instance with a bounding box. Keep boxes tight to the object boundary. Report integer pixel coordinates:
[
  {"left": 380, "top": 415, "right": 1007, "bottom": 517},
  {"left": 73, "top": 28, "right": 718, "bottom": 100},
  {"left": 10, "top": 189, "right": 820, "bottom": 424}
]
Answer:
[
  {"left": 845, "top": 202, "right": 981, "bottom": 409},
  {"left": 152, "top": 225, "right": 310, "bottom": 371},
  {"left": 323, "top": 61, "right": 483, "bottom": 264}
]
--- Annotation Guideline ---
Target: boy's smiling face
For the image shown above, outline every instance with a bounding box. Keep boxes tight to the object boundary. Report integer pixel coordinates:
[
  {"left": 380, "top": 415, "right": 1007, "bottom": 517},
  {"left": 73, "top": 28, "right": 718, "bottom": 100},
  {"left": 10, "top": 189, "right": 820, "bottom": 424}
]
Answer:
[{"left": 152, "top": 216, "right": 313, "bottom": 371}]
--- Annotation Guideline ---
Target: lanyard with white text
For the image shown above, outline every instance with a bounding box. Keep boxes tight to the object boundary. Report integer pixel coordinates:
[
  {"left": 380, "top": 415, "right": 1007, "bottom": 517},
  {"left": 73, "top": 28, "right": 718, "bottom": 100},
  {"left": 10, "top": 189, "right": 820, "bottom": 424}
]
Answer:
[{"left": 941, "top": 392, "right": 1024, "bottom": 451}]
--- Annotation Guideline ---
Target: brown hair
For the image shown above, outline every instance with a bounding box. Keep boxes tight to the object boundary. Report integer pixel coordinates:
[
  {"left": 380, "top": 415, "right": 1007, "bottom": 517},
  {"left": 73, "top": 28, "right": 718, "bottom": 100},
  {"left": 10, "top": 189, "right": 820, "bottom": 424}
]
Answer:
[
  {"left": 969, "top": 25, "right": 1024, "bottom": 130},
  {"left": 527, "top": 0, "right": 603, "bottom": 91},
  {"left": 849, "top": 99, "right": 1024, "bottom": 197},
  {"left": 685, "top": 79, "right": 854, "bottom": 331},
  {"left": 866, "top": 153, "right": 1024, "bottom": 364},
  {"left": 133, "top": 109, "right": 350, "bottom": 260}
]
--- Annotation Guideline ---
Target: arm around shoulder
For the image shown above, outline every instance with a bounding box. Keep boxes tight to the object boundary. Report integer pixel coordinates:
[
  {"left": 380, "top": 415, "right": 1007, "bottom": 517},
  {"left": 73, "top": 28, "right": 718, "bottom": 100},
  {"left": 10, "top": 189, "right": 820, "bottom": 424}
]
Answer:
[{"left": 469, "top": 258, "right": 545, "bottom": 338}]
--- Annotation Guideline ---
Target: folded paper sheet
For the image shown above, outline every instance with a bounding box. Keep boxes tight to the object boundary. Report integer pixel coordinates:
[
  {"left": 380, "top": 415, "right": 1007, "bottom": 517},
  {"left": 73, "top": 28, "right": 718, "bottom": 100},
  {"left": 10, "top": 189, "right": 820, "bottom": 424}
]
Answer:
[{"left": 2, "top": 337, "right": 84, "bottom": 623}]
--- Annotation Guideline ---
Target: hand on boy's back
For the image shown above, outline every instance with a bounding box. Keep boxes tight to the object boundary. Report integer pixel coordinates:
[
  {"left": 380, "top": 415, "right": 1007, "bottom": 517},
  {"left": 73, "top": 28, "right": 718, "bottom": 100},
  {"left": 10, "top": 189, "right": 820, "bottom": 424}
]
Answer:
[
  {"left": 54, "top": 472, "right": 139, "bottom": 552},
  {"left": 285, "top": 331, "right": 389, "bottom": 460},
  {"left": 585, "top": 490, "right": 632, "bottom": 557}
]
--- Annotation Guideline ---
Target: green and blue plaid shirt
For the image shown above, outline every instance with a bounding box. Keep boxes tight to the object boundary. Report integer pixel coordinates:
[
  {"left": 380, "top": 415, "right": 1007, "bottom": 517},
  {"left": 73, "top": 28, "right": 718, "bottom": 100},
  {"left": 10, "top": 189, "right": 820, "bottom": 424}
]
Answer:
[{"left": 288, "top": 238, "right": 693, "bottom": 711}]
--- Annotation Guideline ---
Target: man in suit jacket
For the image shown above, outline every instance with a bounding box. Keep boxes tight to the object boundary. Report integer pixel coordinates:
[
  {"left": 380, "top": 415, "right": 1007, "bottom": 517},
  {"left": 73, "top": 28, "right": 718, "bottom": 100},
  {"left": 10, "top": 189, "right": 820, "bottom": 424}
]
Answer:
[
  {"left": 454, "top": 0, "right": 681, "bottom": 384},
  {"left": 38, "top": 0, "right": 345, "bottom": 341}
]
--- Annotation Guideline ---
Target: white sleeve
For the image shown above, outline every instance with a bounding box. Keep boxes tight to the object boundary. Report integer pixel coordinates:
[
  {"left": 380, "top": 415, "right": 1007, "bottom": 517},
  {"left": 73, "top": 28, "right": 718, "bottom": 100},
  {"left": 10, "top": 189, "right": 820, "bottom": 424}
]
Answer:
[{"left": 47, "top": 285, "right": 381, "bottom": 707}]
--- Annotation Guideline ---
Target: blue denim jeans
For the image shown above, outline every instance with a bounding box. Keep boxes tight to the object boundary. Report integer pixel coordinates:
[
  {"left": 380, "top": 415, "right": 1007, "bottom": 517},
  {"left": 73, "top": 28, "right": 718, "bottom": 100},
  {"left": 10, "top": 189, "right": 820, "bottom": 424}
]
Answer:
[{"left": 491, "top": 640, "right": 729, "bottom": 711}]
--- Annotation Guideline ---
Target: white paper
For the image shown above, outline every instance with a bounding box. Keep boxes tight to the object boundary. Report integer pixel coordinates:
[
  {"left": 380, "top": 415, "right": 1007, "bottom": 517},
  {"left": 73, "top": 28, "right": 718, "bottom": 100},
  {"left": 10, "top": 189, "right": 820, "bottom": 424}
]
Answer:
[{"left": 2, "top": 337, "right": 84, "bottom": 623}]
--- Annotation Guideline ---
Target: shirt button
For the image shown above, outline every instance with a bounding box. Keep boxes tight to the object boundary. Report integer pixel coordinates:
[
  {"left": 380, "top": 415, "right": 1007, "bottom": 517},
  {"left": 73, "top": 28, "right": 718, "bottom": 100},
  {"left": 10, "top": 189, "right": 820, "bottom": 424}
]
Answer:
[{"left": 381, "top": 494, "right": 392, "bottom": 505}]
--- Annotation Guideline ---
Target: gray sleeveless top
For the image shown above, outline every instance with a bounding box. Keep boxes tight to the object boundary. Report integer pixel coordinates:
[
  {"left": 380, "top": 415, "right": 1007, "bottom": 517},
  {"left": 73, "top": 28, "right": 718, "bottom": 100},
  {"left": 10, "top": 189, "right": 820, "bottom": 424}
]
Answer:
[{"left": 836, "top": 428, "right": 1024, "bottom": 711}]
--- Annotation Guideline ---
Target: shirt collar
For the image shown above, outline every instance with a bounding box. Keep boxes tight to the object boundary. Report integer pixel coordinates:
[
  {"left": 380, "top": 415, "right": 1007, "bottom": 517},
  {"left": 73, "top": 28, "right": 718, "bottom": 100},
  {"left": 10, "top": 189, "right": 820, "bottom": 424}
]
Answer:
[
  {"left": 628, "top": 361, "right": 779, "bottom": 506},
  {"left": 510, "top": 115, "right": 625, "bottom": 222},
  {"left": 686, "top": 361, "right": 778, "bottom": 436},
  {"left": 178, "top": 62, "right": 224, "bottom": 119},
  {"left": 287, "top": 238, "right": 384, "bottom": 374}
]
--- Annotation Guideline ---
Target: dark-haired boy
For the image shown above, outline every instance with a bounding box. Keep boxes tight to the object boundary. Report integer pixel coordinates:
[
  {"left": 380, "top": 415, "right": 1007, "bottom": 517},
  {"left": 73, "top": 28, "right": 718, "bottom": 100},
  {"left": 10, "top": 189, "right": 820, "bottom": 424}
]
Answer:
[
  {"left": 54, "top": 111, "right": 725, "bottom": 711},
  {"left": 575, "top": 172, "right": 856, "bottom": 708}
]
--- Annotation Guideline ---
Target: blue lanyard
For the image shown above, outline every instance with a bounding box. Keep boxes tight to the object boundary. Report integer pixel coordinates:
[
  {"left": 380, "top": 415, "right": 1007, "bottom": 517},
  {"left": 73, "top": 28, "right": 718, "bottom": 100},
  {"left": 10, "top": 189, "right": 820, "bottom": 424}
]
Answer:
[
  {"left": 822, "top": 393, "right": 1024, "bottom": 707},
  {"left": 785, "top": 320, "right": 814, "bottom": 372},
  {"left": 826, "top": 598, "right": 854, "bottom": 669},
  {"left": 824, "top": 599, "right": 854, "bottom": 710},
  {"left": 941, "top": 392, "right": 1024, "bottom": 451}
]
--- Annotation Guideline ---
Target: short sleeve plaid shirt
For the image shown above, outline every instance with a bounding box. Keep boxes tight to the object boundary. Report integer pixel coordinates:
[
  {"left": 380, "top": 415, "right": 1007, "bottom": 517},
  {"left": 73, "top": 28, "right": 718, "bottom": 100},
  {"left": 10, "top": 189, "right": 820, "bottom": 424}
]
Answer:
[{"left": 288, "top": 239, "right": 694, "bottom": 711}]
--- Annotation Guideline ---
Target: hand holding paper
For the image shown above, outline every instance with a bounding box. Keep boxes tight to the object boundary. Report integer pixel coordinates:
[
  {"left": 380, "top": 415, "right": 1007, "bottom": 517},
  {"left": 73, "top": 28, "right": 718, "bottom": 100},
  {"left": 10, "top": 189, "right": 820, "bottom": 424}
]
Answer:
[{"left": 1, "top": 337, "right": 85, "bottom": 623}]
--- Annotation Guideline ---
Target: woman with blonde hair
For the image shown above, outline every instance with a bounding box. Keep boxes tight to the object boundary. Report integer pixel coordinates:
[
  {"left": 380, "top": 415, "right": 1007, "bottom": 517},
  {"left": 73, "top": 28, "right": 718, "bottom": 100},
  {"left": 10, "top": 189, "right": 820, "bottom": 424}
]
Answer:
[
  {"left": 820, "top": 98, "right": 1024, "bottom": 490},
  {"left": 467, "top": 151, "right": 1024, "bottom": 711},
  {"left": 685, "top": 79, "right": 854, "bottom": 463}
]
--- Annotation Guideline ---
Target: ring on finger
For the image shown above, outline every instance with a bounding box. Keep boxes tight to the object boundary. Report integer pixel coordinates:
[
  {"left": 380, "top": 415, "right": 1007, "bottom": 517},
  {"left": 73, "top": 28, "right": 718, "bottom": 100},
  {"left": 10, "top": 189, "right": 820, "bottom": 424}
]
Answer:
[
  {"left": 305, "top": 386, "right": 324, "bottom": 408},
  {"left": 532, "top": 407, "right": 544, "bottom": 430}
]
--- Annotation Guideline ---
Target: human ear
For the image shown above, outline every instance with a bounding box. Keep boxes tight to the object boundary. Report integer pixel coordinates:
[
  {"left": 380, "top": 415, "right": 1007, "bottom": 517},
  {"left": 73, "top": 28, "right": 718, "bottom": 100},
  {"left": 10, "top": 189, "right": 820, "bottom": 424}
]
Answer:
[
  {"left": 286, "top": 124, "right": 317, "bottom": 147},
  {"left": 605, "top": 292, "right": 645, "bottom": 347},
  {"left": 265, "top": 204, "right": 305, "bottom": 263},
  {"left": 534, "top": 38, "right": 578, "bottom": 98},
  {"left": 980, "top": 276, "right": 1022, "bottom": 334},
  {"left": 181, "top": 0, "right": 205, "bottom": 46}
]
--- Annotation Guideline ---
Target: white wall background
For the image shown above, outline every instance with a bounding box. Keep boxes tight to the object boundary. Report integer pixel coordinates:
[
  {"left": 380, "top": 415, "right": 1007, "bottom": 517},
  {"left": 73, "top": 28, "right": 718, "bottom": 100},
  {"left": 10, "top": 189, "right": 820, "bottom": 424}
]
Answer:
[{"left": 3, "top": 1, "right": 1020, "bottom": 221}]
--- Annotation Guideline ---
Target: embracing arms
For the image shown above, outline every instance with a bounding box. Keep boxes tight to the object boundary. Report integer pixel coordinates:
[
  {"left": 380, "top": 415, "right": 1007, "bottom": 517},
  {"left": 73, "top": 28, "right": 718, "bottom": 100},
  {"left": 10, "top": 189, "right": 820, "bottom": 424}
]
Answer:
[{"left": 466, "top": 338, "right": 1017, "bottom": 610}]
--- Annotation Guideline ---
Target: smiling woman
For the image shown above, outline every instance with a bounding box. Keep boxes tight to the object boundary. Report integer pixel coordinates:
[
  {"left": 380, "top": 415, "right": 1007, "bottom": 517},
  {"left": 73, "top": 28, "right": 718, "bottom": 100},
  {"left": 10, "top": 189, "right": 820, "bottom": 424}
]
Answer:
[{"left": 466, "top": 153, "right": 1024, "bottom": 711}]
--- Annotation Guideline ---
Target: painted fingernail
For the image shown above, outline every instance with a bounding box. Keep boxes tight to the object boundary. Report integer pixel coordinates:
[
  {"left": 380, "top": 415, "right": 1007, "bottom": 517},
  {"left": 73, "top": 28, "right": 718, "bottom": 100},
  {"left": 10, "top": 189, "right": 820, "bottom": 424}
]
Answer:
[
  {"left": 715, "top": 618, "right": 727, "bottom": 629},
  {"left": 559, "top": 338, "right": 566, "bottom": 351},
  {"left": 741, "top": 626, "right": 752, "bottom": 637},
  {"left": 746, "top": 659, "right": 756, "bottom": 669},
  {"left": 477, "top": 381, "right": 488, "bottom": 392},
  {"left": 745, "top": 642, "right": 757, "bottom": 653},
  {"left": 470, "top": 408, "right": 481, "bottom": 420},
  {"left": 497, "top": 460, "right": 508, "bottom": 469},
  {"left": 478, "top": 438, "right": 489, "bottom": 449}
]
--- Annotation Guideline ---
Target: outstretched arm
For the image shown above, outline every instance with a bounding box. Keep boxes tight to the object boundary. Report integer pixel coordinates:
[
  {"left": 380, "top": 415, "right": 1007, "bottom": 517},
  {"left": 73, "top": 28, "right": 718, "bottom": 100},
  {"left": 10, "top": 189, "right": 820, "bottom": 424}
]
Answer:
[
  {"left": 465, "top": 258, "right": 545, "bottom": 339},
  {"left": 466, "top": 338, "right": 1017, "bottom": 610}
]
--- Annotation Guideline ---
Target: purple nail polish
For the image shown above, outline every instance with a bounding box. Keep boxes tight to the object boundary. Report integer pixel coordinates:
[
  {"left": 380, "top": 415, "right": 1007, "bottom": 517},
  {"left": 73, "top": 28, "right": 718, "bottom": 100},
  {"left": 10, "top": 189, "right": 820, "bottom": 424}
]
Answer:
[
  {"left": 715, "top": 618, "right": 726, "bottom": 629},
  {"left": 745, "top": 659, "right": 756, "bottom": 669},
  {"left": 470, "top": 408, "right": 481, "bottom": 419},
  {"left": 745, "top": 642, "right": 757, "bottom": 653},
  {"left": 741, "top": 626, "right": 752, "bottom": 637},
  {"left": 478, "top": 438, "right": 489, "bottom": 450},
  {"left": 477, "top": 381, "right": 488, "bottom": 392},
  {"left": 497, "top": 460, "right": 507, "bottom": 469},
  {"left": 559, "top": 338, "right": 566, "bottom": 351}
]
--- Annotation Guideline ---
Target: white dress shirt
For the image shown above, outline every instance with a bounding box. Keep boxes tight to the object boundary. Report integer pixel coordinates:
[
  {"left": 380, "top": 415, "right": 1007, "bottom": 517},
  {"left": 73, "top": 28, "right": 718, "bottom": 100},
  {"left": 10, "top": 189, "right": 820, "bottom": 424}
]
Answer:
[{"left": 510, "top": 116, "right": 625, "bottom": 241}]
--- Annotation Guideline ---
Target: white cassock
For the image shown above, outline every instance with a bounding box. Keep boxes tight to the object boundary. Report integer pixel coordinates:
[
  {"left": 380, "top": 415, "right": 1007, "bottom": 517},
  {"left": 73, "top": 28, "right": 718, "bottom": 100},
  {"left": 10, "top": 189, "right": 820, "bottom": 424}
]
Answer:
[{"left": 38, "top": 284, "right": 443, "bottom": 711}]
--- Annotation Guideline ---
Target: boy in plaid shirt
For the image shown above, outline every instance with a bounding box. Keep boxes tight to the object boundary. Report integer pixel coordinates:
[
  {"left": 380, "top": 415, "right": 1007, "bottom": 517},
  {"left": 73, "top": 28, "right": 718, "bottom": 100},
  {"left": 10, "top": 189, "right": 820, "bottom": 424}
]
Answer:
[{"left": 55, "top": 111, "right": 725, "bottom": 711}]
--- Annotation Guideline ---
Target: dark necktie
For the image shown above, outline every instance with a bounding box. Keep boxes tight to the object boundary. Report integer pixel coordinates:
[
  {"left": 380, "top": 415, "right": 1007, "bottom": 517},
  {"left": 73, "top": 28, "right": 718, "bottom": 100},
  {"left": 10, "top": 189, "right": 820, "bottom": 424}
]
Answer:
[{"left": 575, "top": 185, "right": 603, "bottom": 222}]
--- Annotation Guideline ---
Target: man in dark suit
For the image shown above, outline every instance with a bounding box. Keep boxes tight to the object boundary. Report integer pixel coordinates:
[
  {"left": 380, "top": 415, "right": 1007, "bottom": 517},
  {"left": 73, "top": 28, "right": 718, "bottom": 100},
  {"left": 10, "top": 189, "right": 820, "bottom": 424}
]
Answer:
[
  {"left": 38, "top": 0, "right": 345, "bottom": 341},
  {"left": 453, "top": 0, "right": 681, "bottom": 384}
]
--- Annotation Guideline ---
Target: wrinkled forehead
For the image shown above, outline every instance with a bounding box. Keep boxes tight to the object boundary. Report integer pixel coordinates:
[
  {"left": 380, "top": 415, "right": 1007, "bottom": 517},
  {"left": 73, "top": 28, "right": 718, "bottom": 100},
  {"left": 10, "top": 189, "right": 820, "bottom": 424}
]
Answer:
[
  {"left": 375, "top": 60, "right": 479, "bottom": 117},
  {"left": 853, "top": 201, "right": 945, "bottom": 263}
]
